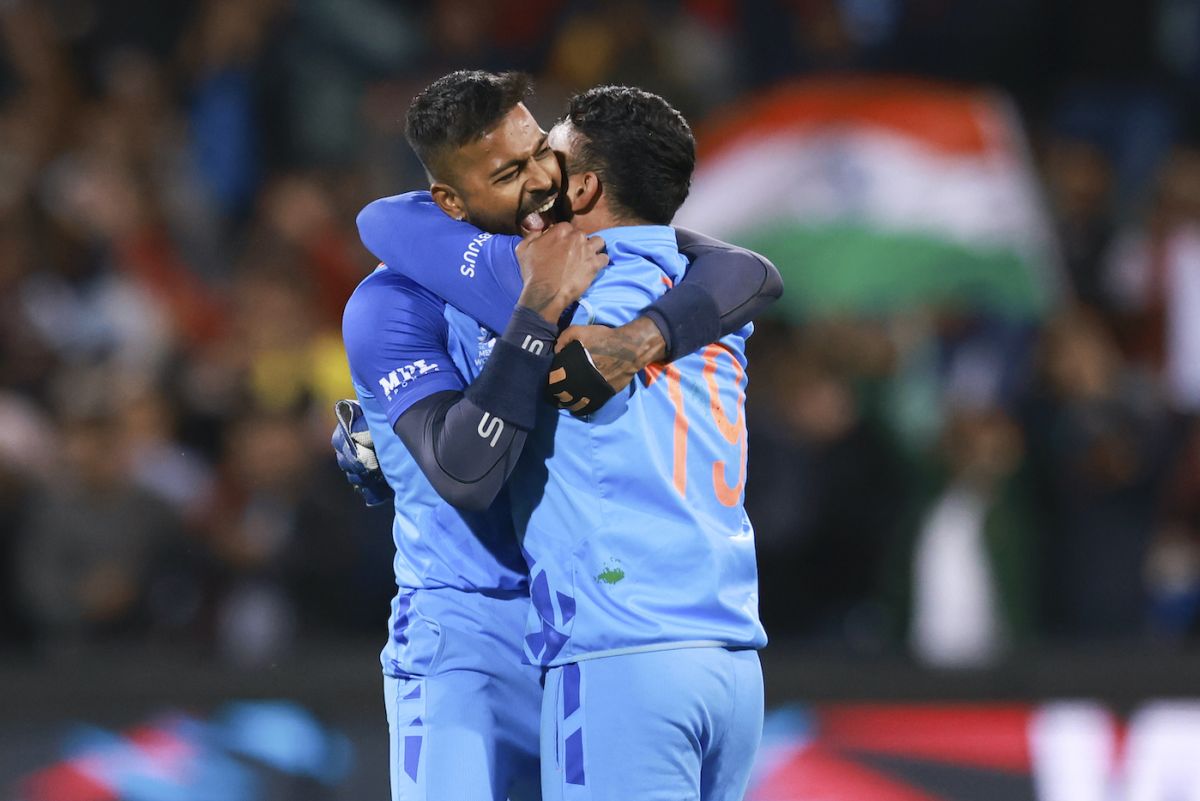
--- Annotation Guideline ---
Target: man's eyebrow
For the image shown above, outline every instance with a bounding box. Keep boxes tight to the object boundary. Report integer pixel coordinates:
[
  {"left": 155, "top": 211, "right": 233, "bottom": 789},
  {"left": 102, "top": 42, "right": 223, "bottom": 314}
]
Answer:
[{"left": 489, "top": 133, "right": 549, "bottom": 178}]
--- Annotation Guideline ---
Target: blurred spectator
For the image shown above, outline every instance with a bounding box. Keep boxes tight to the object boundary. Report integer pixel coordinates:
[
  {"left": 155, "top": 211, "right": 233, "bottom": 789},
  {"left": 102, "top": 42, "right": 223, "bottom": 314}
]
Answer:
[
  {"left": 1043, "top": 0, "right": 1176, "bottom": 216},
  {"left": 0, "top": 392, "right": 49, "bottom": 646},
  {"left": 205, "top": 403, "right": 385, "bottom": 666},
  {"left": 118, "top": 385, "right": 215, "bottom": 520},
  {"left": 15, "top": 400, "right": 184, "bottom": 646},
  {"left": 258, "top": 172, "right": 371, "bottom": 327},
  {"left": 904, "top": 406, "right": 1035, "bottom": 667},
  {"left": 1022, "top": 309, "right": 1178, "bottom": 640},
  {"left": 256, "top": 0, "right": 419, "bottom": 168},
  {"left": 1106, "top": 141, "right": 1200, "bottom": 412},
  {"left": 1146, "top": 420, "right": 1200, "bottom": 639},
  {"left": 541, "top": 1, "right": 737, "bottom": 120},
  {"left": 1042, "top": 133, "right": 1116, "bottom": 310},
  {"left": 227, "top": 263, "right": 351, "bottom": 414},
  {"left": 180, "top": 0, "right": 280, "bottom": 218},
  {"left": 747, "top": 320, "right": 907, "bottom": 648},
  {"left": 0, "top": 208, "right": 59, "bottom": 400}
]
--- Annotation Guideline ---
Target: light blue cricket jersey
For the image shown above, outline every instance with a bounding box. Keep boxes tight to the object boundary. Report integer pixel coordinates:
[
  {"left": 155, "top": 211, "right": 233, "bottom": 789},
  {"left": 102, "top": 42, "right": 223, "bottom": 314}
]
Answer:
[
  {"left": 342, "top": 268, "right": 526, "bottom": 678},
  {"left": 511, "top": 226, "right": 767, "bottom": 666}
]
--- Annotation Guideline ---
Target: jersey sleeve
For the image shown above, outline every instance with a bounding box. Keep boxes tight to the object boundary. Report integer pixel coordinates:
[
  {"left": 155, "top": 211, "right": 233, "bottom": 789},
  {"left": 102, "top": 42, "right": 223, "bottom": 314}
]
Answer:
[
  {"left": 357, "top": 192, "right": 524, "bottom": 334},
  {"left": 342, "top": 273, "right": 466, "bottom": 426}
]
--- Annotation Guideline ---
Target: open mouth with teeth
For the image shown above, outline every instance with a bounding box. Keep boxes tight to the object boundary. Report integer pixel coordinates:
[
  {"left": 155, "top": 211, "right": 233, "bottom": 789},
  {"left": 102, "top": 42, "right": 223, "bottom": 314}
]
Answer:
[{"left": 519, "top": 194, "right": 558, "bottom": 235}]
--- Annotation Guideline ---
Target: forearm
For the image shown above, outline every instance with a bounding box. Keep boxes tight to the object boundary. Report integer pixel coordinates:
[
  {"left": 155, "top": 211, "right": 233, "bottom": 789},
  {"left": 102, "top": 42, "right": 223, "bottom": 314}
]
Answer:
[
  {"left": 393, "top": 306, "right": 556, "bottom": 510},
  {"left": 395, "top": 391, "right": 529, "bottom": 512}
]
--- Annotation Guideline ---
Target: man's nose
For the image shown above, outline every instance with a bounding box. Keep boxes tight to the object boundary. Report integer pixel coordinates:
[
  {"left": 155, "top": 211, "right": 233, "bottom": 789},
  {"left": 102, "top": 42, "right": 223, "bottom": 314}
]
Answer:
[{"left": 526, "top": 158, "right": 555, "bottom": 194}]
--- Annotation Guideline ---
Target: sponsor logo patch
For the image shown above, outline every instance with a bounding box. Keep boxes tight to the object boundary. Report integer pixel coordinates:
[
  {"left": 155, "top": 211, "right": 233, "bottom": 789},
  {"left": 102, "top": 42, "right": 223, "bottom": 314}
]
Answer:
[
  {"left": 459, "top": 232, "right": 493, "bottom": 278},
  {"left": 378, "top": 359, "right": 439, "bottom": 399}
]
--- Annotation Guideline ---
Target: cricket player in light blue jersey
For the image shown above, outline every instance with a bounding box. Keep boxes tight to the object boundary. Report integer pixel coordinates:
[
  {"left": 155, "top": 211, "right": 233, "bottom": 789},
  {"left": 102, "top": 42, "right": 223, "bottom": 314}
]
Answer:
[
  {"left": 355, "top": 80, "right": 772, "bottom": 801},
  {"left": 522, "top": 86, "right": 766, "bottom": 801},
  {"left": 337, "top": 72, "right": 781, "bottom": 801}
]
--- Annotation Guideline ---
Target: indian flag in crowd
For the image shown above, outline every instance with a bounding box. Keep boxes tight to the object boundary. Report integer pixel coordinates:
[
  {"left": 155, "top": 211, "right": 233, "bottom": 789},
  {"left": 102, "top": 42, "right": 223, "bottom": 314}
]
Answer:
[{"left": 675, "top": 78, "right": 1061, "bottom": 318}]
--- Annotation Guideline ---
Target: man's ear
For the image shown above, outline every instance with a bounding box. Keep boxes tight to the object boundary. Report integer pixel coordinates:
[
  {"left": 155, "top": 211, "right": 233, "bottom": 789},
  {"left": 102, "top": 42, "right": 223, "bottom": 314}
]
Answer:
[
  {"left": 568, "top": 171, "right": 601, "bottom": 216},
  {"left": 430, "top": 183, "right": 467, "bottom": 221}
]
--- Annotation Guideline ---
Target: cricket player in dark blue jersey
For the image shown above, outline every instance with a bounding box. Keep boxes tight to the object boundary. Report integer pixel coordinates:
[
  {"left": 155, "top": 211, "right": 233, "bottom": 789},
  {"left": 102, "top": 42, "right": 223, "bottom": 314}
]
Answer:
[
  {"left": 343, "top": 222, "right": 602, "bottom": 801},
  {"left": 338, "top": 72, "right": 780, "bottom": 801}
]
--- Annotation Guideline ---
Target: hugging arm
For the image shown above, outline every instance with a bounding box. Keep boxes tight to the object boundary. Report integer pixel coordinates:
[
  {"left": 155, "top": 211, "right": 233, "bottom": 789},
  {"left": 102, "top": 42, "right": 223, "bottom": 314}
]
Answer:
[
  {"left": 340, "top": 270, "right": 557, "bottom": 511},
  {"left": 391, "top": 306, "right": 557, "bottom": 512},
  {"left": 653, "top": 226, "right": 784, "bottom": 357},
  {"left": 358, "top": 193, "right": 783, "bottom": 414},
  {"left": 358, "top": 194, "right": 782, "bottom": 350},
  {"left": 358, "top": 193, "right": 522, "bottom": 334}
]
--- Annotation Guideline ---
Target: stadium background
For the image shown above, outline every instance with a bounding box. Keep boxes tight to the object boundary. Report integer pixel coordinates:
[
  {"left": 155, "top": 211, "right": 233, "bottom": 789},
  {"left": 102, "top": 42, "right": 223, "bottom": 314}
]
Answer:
[{"left": 2, "top": 0, "right": 1200, "bottom": 799}]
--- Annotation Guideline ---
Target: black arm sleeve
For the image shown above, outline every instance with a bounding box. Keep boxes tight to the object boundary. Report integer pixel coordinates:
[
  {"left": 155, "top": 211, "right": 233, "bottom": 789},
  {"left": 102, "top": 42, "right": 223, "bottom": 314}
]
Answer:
[
  {"left": 393, "top": 390, "right": 528, "bottom": 513},
  {"left": 642, "top": 227, "right": 784, "bottom": 359},
  {"left": 391, "top": 306, "right": 556, "bottom": 512}
]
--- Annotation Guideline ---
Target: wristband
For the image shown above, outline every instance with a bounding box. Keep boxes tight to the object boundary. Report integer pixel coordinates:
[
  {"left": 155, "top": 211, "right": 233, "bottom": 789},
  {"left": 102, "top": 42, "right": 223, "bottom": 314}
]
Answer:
[
  {"left": 464, "top": 305, "right": 556, "bottom": 429},
  {"left": 546, "top": 340, "right": 617, "bottom": 416}
]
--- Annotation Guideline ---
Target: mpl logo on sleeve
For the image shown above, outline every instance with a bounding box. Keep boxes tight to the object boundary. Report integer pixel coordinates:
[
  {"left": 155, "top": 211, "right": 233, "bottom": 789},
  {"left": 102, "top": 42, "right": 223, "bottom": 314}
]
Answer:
[{"left": 378, "top": 359, "right": 439, "bottom": 399}]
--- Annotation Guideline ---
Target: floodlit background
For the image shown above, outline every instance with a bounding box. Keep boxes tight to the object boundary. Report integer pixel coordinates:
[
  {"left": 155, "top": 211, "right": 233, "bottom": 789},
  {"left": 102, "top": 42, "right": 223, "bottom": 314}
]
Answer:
[{"left": 1, "top": 0, "right": 1200, "bottom": 799}]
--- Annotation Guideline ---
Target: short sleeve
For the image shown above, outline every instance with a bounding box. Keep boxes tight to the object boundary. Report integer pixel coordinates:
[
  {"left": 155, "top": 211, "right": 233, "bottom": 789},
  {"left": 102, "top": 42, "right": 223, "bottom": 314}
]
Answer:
[
  {"left": 342, "top": 272, "right": 467, "bottom": 425},
  {"left": 357, "top": 192, "right": 524, "bottom": 334}
]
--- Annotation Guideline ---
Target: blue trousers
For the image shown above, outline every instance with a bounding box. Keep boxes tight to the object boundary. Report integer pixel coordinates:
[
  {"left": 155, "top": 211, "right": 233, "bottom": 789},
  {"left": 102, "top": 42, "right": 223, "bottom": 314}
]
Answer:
[
  {"left": 541, "top": 646, "right": 764, "bottom": 801},
  {"left": 384, "top": 589, "right": 542, "bottom": 801}
]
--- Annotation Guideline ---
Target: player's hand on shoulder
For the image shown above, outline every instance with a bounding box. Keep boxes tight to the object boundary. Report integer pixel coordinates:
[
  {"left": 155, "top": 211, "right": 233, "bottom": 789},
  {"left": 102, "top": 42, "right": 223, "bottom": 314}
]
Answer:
[
  {"left": 516, "top": 223, "right": 608, "bottom": 323},
  {"left": 332, "top": 399, "right": 393, "bottom": 507}
]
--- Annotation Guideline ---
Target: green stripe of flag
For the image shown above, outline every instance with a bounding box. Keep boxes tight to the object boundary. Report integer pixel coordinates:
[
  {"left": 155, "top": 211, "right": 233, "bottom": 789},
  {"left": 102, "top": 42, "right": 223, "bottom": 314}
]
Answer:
[{"left": 733, "top": 222, "right": 1051, "bottom": 319}]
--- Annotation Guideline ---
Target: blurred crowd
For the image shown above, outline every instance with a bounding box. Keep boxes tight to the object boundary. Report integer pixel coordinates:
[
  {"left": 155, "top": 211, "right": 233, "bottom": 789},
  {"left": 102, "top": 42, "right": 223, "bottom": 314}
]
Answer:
[{"left": 1, "top": 0, "right": 1199, "bottom": 667}]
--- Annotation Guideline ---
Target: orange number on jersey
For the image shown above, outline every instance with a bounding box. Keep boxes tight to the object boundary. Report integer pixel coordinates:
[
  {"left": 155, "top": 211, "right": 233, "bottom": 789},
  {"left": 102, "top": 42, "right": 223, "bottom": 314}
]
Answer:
[
  {"left": 646, "top": 344, "right": 746, "bottom": 506},
  {"left": 701, "top": 344, "right": 747, "bottom": 506},
  {"left": 645, "top": 362, "right": 689, "bottom": 496}
]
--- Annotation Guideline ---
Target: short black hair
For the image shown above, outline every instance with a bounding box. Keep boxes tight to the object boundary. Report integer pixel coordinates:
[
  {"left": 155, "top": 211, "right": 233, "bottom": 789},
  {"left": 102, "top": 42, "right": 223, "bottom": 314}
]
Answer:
[
  {"left": 405, "top": 70, "right": 533, "bottom": 179},
  {"left": 561, "top": 86, "right": 695, "bottom": 225}
]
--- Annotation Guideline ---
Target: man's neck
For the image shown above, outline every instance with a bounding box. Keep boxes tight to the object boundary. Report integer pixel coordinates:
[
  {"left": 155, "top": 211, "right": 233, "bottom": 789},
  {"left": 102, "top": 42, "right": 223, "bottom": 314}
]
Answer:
[{"left": 569, "top": 204, "right": 645, "bottom": 235}]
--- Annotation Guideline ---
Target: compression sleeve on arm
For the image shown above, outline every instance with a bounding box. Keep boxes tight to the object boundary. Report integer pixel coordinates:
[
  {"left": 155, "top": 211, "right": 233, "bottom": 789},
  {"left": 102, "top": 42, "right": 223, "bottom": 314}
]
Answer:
[
  {"left": 643, "top": 226, "right": 785, "bottom": 359},
  {"left": 391, "top": 306, "right": 556, "bottom": 511}
]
